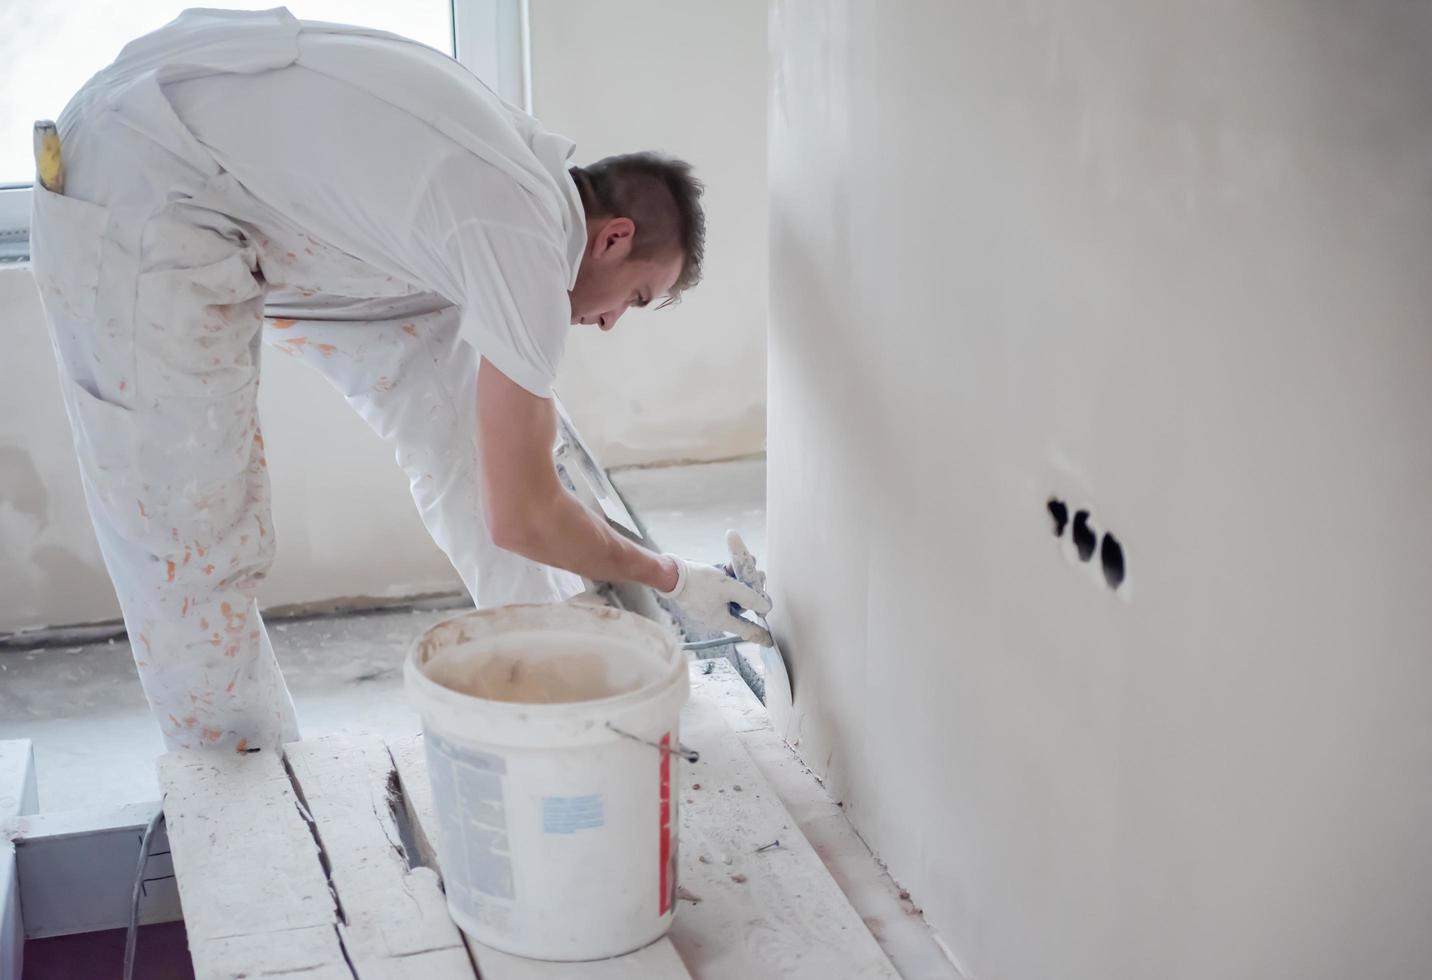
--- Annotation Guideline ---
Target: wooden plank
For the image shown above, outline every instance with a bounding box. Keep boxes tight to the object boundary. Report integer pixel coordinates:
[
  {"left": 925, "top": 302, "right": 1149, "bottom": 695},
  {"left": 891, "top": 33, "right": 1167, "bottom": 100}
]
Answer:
[
  {"left": 392, "top": 675, "right": 906, "bottom": 980},
  {"left": 690, "top": 662, "right": 963, "bottom": 980},
  {"left": 388, "top": 734, "right": 692, "bottom": 980},
  {"left": 670, "top": 694, "right": 900, "bottom": 979},
  {"left": 688, "top": 661, "right": 770, "bottom": 734},
  {"left": 7, "top": 800, "right": 182, "bottom": 939},
  {"left": 196, "top": 929, "right": 353, "bottom": 980},
  {"left": 284, "top": 736, "right": 475, "bottom": 979},
  {"left": 388, "top": 735, "right": 439, "bottom": 869},
  {"left": 158, "top": 748, "right": 349, "bottom": 979},
  {"left": 1, "top": 740, "right": 36, "bottom": 980},
  {"left": 469, "top": 939, "right": 692, "bottom": 980}
]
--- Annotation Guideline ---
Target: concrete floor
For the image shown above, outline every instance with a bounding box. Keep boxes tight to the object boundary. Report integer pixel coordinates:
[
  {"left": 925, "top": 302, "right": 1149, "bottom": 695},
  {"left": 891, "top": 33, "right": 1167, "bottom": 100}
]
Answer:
[{"left": 0, "top": 457, "right": 767, "bottom": 813}]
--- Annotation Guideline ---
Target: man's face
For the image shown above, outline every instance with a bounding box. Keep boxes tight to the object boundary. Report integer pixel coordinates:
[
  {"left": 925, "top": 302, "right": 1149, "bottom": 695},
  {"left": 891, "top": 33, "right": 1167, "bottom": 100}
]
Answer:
[{"left": 569, "top": 217, "right": 684, "bottom": 332}]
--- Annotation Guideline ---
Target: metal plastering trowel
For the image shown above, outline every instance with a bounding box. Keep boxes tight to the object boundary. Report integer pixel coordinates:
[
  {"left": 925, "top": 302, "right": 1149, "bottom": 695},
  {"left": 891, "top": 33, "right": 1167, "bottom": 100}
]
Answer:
[
  {"left": 724, "top": 531, "right": 794, "bottom": 722},
  {"left": 552, "top": 394, "right": 642, "bottom": 538},
  {"left": 551, "top": 400, "right": 794, "bottom": 721}
]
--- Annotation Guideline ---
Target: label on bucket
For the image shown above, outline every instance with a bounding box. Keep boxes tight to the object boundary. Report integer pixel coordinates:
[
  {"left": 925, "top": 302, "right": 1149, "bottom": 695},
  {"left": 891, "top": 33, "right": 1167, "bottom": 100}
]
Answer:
[
  {"left": 425, "top": 732, "right": 516, "bottom": 905},
  {"left": 541, "top": 794, "right": 605, "bottom": 834}
]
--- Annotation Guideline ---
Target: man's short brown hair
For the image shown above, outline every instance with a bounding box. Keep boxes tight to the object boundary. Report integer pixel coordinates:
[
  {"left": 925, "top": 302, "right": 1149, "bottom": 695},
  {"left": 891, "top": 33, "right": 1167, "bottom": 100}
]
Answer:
[{"left": 571, "top": 152, "right": 705, "bottom": 304}]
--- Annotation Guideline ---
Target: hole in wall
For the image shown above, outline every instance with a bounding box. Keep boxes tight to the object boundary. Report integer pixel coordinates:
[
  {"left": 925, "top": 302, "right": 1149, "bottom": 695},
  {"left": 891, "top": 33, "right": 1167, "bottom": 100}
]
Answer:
[
  {"left": 1072, "top": 511, "right": 1096, "bottom": 562},
  {"left": 1101, "top": 533, "right": 1125, "bottom": 590},
  {"left": 1047, "top": 495, "right": 1130, "bottom": 598},
  {"left": 1046, "top": 498, "right": 1069, "bottom": 537}
]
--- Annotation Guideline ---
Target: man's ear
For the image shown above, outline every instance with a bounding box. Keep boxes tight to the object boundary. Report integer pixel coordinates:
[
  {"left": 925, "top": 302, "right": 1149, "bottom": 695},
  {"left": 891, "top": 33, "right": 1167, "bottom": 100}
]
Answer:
[{"left": 593, "top": 216, "right": 636, "bottom": 259}]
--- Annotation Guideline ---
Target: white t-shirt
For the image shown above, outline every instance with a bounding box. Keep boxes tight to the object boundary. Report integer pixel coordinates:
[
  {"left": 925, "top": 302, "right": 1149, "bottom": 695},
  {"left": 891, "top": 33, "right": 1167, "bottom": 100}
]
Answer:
[{"left": 105, "top": 9, "right": 586, "bottom": 396}]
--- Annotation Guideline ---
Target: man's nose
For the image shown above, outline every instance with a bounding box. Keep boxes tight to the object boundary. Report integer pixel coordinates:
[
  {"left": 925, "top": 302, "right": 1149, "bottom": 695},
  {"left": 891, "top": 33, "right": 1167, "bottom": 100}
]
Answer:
[{"left": 600, "top": 305, "right": 629, "bottom": 332}]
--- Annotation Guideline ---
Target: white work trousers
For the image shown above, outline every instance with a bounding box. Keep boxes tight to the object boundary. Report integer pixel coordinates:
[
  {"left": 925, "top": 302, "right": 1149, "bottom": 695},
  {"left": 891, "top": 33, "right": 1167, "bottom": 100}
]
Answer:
[{"left": 31, "top": 81, "right": 580, "bottom": 752}]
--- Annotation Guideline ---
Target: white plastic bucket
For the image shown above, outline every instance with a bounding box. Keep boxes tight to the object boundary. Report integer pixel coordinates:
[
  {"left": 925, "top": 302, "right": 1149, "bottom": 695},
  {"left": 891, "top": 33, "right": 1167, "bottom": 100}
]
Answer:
[{"left": 405, "top": 603, "right": 689, "bottom": 961}]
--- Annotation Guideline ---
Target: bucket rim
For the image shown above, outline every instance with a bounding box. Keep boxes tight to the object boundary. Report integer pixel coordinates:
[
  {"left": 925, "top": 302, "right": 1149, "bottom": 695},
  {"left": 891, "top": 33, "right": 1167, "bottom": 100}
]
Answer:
[{"left": 404, "top": 602, "right": 686, "bottom": 717}]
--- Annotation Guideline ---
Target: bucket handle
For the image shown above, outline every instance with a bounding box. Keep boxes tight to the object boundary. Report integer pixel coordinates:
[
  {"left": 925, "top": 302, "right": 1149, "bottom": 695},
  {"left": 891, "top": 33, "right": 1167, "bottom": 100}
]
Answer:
[{"left": 605, "top": 723, "right": 700, "bottom": 763}]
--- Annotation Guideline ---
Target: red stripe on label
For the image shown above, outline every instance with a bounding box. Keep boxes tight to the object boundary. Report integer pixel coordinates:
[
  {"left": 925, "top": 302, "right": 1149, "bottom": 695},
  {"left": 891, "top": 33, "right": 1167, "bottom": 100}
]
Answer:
[{"left": 659, "top": 730, "right": 672, "bottom": 915}]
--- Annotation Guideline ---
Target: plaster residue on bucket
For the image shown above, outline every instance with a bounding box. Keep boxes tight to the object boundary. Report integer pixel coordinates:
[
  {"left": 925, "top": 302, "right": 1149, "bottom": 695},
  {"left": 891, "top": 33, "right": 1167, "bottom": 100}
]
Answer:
[{"left": 422, "top": 630, "right": 666, "bottom": 705}]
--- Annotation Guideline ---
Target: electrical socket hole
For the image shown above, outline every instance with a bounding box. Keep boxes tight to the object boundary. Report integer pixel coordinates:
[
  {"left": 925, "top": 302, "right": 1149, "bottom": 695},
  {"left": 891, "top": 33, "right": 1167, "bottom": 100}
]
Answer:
[
  {"left": 1046, "top": 498, "right": 1069, "bottom": 537},
  {"left": 1101, "top": 533, "right": 1125, "bottom": 589},
  {"left": 1072, "top": 510, "right": 1097, "bottom": 562}
]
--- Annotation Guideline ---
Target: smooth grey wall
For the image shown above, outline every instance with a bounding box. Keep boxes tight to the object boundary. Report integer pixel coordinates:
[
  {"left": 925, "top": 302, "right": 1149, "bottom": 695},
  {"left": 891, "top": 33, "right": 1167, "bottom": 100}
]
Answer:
[{"left": 767, "top": 3, "right": 1432, "bottom": 979}]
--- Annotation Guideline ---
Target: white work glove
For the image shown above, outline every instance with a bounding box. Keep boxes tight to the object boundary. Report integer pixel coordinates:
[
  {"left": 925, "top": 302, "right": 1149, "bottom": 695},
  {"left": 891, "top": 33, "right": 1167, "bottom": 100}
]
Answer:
[{"left": 658, "top": 546, "right": 774, "bottom": 647}]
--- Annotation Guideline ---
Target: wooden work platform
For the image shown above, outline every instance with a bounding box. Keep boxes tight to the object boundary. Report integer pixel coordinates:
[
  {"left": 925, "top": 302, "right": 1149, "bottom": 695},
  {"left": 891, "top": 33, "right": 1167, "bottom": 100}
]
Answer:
[{"left": 158, "top": 661, "right": 903, "bottom": 979}]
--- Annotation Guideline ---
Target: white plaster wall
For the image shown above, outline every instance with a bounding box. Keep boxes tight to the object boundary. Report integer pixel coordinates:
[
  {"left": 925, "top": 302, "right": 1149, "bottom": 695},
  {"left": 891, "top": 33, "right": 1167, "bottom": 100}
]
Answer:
[
  {"left": 767, "top": 4, "right": 1432, "bottom": 980},
  {"left": 0, "top": 264, "right": 459, "bottom": 633},
  {"left": 532, "top": 0, "right": 768, "bottom": 468}
]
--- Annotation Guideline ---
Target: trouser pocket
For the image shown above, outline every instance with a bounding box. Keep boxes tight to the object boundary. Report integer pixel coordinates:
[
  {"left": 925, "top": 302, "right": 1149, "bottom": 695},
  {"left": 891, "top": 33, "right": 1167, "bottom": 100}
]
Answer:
[
  {"left": 59, "top": 377, "right": 147, "bottom": 544},
  {"left": 30, "top": 182, "right": 124, "bottom": 401}
]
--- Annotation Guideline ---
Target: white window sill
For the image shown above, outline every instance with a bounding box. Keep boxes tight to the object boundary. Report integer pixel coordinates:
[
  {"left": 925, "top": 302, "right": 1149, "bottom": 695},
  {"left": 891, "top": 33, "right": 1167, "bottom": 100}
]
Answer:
[{"left": 0, "top": 184, "right": 30, "bottom": 264}]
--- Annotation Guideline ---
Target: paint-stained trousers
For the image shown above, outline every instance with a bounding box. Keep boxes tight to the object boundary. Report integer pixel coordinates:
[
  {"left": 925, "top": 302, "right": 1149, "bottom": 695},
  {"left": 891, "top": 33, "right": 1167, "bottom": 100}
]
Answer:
[{"left": 30, "top": 79, "right": 580, "bottom": 752}]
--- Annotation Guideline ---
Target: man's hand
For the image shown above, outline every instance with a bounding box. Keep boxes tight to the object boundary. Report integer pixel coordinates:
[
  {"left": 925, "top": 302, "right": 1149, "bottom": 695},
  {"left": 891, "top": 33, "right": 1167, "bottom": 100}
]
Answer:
[{"left": 657, "top": 557, "right": 773, "bottom": 646}]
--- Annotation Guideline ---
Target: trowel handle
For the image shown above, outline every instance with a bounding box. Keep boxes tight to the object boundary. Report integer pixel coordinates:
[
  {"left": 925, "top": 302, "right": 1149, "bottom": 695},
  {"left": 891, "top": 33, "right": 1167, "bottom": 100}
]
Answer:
[{"left": 724, "top": 529, "right": 768, "bottom": 595}]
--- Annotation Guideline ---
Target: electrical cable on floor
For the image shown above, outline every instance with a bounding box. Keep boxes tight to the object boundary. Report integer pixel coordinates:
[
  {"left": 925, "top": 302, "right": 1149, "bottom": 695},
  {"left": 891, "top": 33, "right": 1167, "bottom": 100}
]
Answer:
[{"left": 124, "top": 800, "right": 166, "bottom": 980}]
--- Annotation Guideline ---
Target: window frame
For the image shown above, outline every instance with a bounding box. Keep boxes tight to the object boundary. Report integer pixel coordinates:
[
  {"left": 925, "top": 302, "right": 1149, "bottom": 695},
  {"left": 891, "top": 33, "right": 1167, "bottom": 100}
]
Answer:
[
  {"left": 453, "top": 0, "right": 531, "bottom": 113},
  {"left": 0, "top": 0, "right": 529, "bottom": 265}
]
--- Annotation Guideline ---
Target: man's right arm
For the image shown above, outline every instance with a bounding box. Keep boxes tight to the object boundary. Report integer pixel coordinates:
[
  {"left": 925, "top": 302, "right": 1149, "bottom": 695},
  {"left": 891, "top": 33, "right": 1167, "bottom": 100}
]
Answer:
[
  {"left": 476, "top": 356, "right": 678, "bottom": 591},
  {"left": 476, "top": 358, "right": 772, "bottom": 644}
]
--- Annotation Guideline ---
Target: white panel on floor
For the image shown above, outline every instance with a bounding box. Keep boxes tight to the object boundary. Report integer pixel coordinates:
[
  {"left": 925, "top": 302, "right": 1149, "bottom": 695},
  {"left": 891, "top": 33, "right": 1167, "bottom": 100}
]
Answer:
[{"left": 1, "top": 741, "right": 37, "bottom": 980}]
